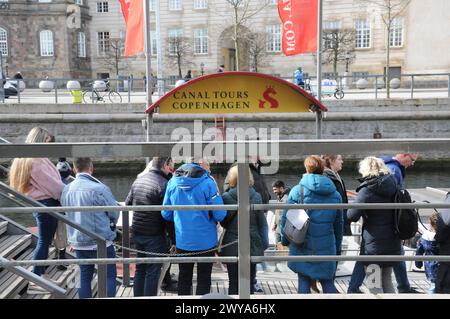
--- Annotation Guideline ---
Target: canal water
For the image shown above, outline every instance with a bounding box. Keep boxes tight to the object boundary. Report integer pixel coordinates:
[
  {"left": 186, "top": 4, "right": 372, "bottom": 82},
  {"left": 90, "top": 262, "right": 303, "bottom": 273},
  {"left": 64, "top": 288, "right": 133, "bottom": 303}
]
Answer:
[{"left": 2, "top": 161, "right": 450, "bottom": 227}]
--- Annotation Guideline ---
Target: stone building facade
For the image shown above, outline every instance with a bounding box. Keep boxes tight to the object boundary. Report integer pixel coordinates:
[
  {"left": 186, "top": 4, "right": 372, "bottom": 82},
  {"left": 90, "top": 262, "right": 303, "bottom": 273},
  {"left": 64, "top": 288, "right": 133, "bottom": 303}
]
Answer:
[
  {"left": 87, "top": 0, "right": 450, "bottom": 83},
  {"left": 0, "top": 0, "right": 92, "bottom": 79}
]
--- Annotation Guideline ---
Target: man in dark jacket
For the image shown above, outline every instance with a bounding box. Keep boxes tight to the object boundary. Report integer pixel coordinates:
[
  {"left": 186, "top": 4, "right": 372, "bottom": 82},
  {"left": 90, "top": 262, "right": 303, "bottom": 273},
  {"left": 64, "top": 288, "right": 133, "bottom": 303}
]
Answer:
[
  {"left": 382, "top": 154, "right": 420, "bottom": 293},
  {"left": 435, "top": 193, "right": 450, "bottom": 293},
  {"left": 125, "top": 157, "right": 174, "bottom": 296}
]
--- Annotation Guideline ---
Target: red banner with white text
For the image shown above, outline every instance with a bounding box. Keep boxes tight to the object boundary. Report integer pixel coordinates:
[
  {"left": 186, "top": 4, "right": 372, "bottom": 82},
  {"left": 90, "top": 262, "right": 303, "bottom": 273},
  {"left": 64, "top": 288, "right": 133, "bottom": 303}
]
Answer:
[
  {"left": 278, "top": 0, "right": 318, "bottom": 56},
  {"left": 123, "top": 0, "right": 144, "bottom": 57},
  {"left": 119, "top": 0, "right": 131, "bottom": 23}
]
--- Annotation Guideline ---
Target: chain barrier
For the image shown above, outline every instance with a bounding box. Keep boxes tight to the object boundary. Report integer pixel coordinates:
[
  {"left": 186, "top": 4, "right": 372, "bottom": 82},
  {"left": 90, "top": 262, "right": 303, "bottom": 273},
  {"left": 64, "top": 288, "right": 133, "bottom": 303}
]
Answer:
[{"left": 113, "top": 240, "right": 238, "bottom": 257}]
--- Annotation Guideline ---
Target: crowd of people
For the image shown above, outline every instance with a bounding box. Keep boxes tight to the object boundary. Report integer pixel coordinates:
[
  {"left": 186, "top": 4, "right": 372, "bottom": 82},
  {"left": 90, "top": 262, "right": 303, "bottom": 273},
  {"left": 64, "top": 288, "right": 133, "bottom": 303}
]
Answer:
[{"left": 7, "top": 126, "right": 450, "bottom": 298}]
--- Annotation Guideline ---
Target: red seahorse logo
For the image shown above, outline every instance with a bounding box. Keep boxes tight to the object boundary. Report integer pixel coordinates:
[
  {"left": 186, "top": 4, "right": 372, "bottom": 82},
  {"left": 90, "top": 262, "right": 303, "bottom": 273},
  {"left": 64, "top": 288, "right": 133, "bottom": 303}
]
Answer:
[{"left": 259, "top": 86, "right": 279, "bottom": 109}]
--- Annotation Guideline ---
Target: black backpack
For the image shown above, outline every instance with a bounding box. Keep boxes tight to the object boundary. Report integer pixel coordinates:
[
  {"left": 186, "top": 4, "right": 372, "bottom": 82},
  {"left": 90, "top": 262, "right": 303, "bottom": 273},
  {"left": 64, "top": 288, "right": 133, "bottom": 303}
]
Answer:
[{"left": 394, "top": 189, "right": 419, "bottom": 240}]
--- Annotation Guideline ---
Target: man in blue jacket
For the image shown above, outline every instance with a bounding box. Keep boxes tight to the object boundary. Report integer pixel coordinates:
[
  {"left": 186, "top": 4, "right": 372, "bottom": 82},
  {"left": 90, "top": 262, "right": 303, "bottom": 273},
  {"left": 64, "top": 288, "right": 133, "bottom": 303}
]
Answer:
[
  {"left": 162, "top": 163, "right": 226, "bottom": 295},
  {"left": 61, "top": 157, "right": 119, "bottom": 299}
]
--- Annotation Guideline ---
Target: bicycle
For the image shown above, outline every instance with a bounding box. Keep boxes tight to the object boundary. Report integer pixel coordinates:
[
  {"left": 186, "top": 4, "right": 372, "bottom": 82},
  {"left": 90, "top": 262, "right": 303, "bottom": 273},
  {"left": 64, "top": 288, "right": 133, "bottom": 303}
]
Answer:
[
  {"left": 301, "top": 79, "right": 345, "bottom": 100},
  {"left": 82, "top": 80, "right": 122, "bottom": 103}
]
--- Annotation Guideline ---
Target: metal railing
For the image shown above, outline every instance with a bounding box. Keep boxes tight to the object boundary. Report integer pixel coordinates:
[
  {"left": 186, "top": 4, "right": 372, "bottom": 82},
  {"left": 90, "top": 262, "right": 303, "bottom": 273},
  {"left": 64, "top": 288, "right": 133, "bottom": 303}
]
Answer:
[
  {"left": 1, "top": 72, "right": 449, "bottom": 104},
  {"left": 0, "top": 181, "right": 110, "bottom": 298},
  {"left": 1, "top": 139, "right": 450, "bottom": 299}
]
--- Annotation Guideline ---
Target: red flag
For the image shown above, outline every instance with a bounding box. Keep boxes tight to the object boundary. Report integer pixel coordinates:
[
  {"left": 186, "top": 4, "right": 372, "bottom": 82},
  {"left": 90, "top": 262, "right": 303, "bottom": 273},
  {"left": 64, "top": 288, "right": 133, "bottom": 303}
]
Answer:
[
  {"left": 278, "top": 0, "right": 318, "bottom": 56},
  {"left": 124, "top": 0, "right": 144, "bottom": 57},
  {"left": 119, "top": 0, "right": 131, "bottom": 24}
]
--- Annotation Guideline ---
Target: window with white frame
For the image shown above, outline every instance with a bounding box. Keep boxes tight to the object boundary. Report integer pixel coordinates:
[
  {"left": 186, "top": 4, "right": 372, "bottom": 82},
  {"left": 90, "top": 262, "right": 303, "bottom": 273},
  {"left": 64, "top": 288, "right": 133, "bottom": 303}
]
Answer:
[
  {"left": 38, "top": 0, "right": 52, "bottom": 3},
  {"left": 40, "top": 30, "right": 54, "bottom": 56},
  {"left": 169, "top": 0, "right": 182, "bottom": 10},
  {"left": 168, "top": 29, "right": 183, "bottom": 55},
  {"left": 96, "top": 2, "right": 109, "bottom": 13},
  {"left": 266, "top": 24, "right": 281, "bottom": 52},
  {"left": 0, "top": 27, "right": 7, "bottom": 56},
  {"left": 149, "top": 0, "right": 155, "bottom": 11},
  {"left": 77, "top": 32, "right": 86, "bottom": 57},
  {"left": 194, "top": 0, "right": 207, "bottom": 9},
  {"left": 150, "top": 31, "right": 157, "bottom": 55},
  {"left": 390, "top": 17, "right": 403, "bottom": 47},
  {"left": 193, "top": 28, "right": 208, "bottom": 54},
  {"left": 75, "top": 0, "right": 83, "bottom": 5},
  {"left": 355, "top": 19, "right": 371, "bottom": 48},
  {"left": 323, "top": 21, "right": 340, "bottom": 49},
  {"left": 97, "top": 31, "right": 110, "bottom": 56}
]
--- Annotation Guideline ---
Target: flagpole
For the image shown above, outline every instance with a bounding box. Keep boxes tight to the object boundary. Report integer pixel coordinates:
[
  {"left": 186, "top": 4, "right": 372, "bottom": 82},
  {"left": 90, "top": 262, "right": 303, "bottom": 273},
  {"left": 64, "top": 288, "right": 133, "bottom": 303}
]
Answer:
[
  {"left": 144, "top": 0, "right": 152, "bottom": 162},
  {"left": 155, "top": 0, "right": 164, "bottom": 97},
  {"left": 316, "top": 0, "right": 323, "bottom": 139}
]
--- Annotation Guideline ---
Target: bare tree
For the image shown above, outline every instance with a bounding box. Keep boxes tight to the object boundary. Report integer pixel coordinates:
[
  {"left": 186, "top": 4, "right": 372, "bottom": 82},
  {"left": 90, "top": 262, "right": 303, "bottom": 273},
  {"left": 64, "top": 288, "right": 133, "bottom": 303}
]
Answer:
[
  {"left": 98, "top": 38, "right": 129, "bottom": 77},
  {"left": 322, "top": 28, "right": 356, "bottom": 77},
  {"left": 223, "top": 0, "right": 270, "bottom": 71},
  {"left": 167, "top": 36, "right": 193, "bottom": 78},
  {"left": 246, "top": 32, "right": 268, "bottom": 72},
  {"left": 360, "top": 0, "right": 411, "bottom": 98}
]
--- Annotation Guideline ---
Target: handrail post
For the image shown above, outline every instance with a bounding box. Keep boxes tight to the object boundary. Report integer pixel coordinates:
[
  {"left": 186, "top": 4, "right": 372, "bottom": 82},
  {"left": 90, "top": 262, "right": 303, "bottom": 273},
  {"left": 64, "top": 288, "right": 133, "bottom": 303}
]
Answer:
[
  {"left": 122, "top": 210, "right": 130, "bottom": 287},
  {"left": 237, "top": 162, "right": 251, "bottom": 299},
  {"left": 97, "top": 240, "right": 108, "bottom": 298},
  {"left": 17, "top": 79, "right": 21, "bottom": 104},
  {"left": 54, "top": 79, "right": 58, "bottom": 104},
  {"left": 375, "top": 75, "right": 378, "bottom": 100},
  {"left": 448, "top": 74, "right": 450, "bottom": 98},
  {"left": 410, "top": 75, "right": 414, "bottom": 99},
  {"left": 127, "top": 76, "right": 131, "bottom": 103}
]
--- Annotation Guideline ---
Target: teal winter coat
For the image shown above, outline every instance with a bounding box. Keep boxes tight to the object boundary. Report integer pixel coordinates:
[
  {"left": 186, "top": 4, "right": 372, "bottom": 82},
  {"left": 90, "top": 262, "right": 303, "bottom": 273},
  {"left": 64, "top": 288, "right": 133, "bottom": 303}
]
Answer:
[{"left": 281, "top": 174, "right": 344, "bottom": 280}]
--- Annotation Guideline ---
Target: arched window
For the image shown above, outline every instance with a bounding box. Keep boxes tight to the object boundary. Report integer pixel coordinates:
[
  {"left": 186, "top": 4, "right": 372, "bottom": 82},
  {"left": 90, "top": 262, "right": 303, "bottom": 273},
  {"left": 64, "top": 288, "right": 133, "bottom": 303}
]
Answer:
[
  {"left": 78, "top": 32, "right": 86, "bottom": 57},
  {"left": 0, "top": 27, "right": 8, "bottom": 56},
  {"left": 40, "top": 30, "right": 54, "bottom": 56}
]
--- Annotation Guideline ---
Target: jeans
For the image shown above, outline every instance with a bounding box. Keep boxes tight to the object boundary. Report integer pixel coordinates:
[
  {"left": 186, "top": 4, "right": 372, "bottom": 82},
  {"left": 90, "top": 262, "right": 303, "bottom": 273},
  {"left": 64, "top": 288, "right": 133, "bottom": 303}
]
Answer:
[
  {"left": 298, "top": 275, "right": 337, "bottom": 294},
  {"left": 365, "top": 266, "right": 395, "bottom": 294},
  {"left": 226, "top": 263, "right": 257, "bottom": 295},
  {"left": 177, "top": 248, "right": 214, "bottom": 296},
  {"left": 393, "top": 246, "right": 411, "bottom": 291},
  {"left": 133, "top": 234, "right": 167, "bottom": 297},
  {"left": 32, "top": 198, "right": 59, "bottom": 276},
  {"left": 348, "top": 261, "right": 366, "bottom": 293},
  {"left": 75, "top": 245, "right": 117, "bottom": 299}
]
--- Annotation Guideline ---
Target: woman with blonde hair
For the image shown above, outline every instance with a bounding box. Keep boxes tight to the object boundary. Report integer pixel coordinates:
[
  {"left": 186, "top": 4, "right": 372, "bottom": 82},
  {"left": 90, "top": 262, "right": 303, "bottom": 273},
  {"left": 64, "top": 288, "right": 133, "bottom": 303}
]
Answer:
[
  {"left": 281, "top": 155, "right": 343, "bottom": 294},
  {"left": 9, "top": 127, "right": 65, "bottom": 291},
  {"left": 348, "top": 157, "right": 401, "bottom": 294},
  {"left": 219, "top": 165, "right": 267, "bottom": 295}
]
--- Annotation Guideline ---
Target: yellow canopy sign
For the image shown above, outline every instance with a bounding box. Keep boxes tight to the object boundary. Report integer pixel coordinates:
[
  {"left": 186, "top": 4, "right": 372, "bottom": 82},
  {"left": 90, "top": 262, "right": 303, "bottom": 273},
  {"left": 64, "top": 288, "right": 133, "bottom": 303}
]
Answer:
[{"left": 146, "top": 72, "right": 328, "bottom": 114}]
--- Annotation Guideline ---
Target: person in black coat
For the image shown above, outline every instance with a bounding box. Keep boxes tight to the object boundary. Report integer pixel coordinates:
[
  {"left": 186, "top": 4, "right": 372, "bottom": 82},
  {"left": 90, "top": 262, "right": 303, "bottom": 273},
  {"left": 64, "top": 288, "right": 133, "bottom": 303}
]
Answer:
[
  {"left": 435, "top": 192, "right": 450, "bottom": 293},
  {"left": 348, "top": 157, "right": 401, "bottom": 294},
  {"left": 125, "top": 157, "right": 175, "bottom": 296},
  {"left": 323, "top": 154, "right": 351, "bottom": 237}
]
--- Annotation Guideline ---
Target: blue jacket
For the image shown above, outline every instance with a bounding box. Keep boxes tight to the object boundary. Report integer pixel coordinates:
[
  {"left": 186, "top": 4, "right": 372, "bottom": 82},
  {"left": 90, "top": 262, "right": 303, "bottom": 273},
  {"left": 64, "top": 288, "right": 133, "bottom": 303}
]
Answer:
[
  {"left": 415, "top": 231, "right": 439, "bottom": 283},
  {"left": 61, "top": 173, "right": 120, "bottom": 248},
  {"left": 280, "top": 174, "right": 343, "bottom": 280},
  {"left": 162, "top": 164, "right": 227, "bottom": 251},
  {"left": 382, "top": 156, "right": 405, "bottom": 189}
]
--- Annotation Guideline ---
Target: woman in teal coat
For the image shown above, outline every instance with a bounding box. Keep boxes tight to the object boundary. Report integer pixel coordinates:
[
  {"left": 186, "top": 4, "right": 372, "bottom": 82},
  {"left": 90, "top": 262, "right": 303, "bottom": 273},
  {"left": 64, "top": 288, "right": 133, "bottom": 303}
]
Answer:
[{"left": 281, "top": 155, "right": 343, "bottom": 294}]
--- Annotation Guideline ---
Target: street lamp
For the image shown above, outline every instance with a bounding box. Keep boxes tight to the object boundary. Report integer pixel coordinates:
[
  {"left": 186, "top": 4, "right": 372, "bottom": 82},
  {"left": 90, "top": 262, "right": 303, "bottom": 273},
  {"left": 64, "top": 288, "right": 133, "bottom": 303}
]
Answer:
[
  {"left": 200, "top": 62, "right": 204, "bottom": 76},
  {"left": 345, "top": 51, "right": 350, "bottom": 73},
  {"left": 343, "top": 51, "right": 350, "bottom": 89}
]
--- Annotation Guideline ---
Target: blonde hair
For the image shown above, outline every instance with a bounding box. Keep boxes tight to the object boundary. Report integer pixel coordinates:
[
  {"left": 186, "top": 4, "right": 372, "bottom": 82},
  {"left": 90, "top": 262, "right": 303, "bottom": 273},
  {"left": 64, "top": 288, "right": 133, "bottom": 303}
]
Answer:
[
  {"left": 9, "top": 127, "right": 54, "bottom": 193},
  {"left": 25, "top": 127, "right": 54, "bottom": 143},
  {"left": 9, "top": 158, "right": 33, "bottom": 193},
  {"left": 358, "top": 156, "right": 390, "bottom": 178},
  {"left": 227, "top": 165, "right": 254, "bottom": 188}
]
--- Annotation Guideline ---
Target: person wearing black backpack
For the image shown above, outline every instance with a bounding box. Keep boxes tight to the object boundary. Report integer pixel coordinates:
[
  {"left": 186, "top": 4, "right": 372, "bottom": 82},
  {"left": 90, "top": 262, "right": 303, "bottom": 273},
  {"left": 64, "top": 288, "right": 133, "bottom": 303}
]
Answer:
[
  {"left": 382, "top": 153, "right": 421, "bottom": 294},
  {"left": 435, "top": 192, "right": 450, "bottom": 293},
  {"left": 348, "top": 157, "right": 401, "bottom": 293}
]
